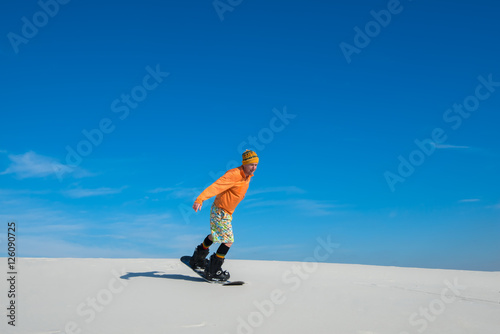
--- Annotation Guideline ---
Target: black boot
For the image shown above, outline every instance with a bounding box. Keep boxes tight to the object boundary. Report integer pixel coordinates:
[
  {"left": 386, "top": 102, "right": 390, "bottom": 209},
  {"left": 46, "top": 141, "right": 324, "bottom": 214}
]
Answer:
[
  {"left": 204, "top": 253, "right": 230, "bottom": 281},
  {"left": 189, "top": 244, "right": 209, "bottom": 269}
]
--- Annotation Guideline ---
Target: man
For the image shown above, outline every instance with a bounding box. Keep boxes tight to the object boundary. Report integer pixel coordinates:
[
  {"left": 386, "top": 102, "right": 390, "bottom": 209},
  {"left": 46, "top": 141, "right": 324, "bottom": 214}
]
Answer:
[{"left": 189, "top": 149, "right": 259, "bottom": 281}]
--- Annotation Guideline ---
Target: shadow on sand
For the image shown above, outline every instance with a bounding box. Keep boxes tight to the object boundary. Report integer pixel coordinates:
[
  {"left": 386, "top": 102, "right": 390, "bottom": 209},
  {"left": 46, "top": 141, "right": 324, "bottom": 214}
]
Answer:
[{"left": 120, "top": 271, "right": 205, "bottom": 283}]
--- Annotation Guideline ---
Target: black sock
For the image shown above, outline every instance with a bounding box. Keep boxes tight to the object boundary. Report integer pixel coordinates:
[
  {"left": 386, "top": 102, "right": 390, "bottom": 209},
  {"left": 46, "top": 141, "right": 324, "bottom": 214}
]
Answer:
[
  {"left": 216, "top": 243, "right": 230, "bottom": 258},
  {"left": 202, "top": 235, "right": 213, "bottom": 249}
]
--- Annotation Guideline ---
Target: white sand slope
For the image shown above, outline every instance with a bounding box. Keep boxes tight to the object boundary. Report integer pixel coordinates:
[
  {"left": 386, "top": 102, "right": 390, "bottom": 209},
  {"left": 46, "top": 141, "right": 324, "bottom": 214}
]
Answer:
[{"left": 1, "top": 258, "right": 499, "bottom": 334}]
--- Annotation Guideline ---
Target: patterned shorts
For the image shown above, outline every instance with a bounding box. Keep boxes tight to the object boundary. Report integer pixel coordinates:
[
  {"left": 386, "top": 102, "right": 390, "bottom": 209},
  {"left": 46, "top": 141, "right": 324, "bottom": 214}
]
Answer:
[{"left": 210, "top": 203, "right": 234, "bottom": 243}]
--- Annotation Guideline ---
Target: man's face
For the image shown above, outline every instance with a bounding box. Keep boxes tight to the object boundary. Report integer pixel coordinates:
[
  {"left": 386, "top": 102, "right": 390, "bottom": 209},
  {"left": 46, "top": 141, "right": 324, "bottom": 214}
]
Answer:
[{"left": 243, "top": 163, "right": 258, "bottom": 176}]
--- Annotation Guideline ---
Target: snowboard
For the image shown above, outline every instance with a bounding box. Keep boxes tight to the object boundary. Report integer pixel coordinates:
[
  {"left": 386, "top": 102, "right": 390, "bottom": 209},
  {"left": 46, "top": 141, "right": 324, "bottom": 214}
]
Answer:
[{"left": 180, "top": 256, "right": 244, "bottom": 286}]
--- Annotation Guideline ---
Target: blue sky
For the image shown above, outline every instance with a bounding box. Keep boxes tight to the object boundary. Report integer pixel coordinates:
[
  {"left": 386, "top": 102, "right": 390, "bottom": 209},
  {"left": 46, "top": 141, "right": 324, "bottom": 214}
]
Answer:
[{"left": 1, "top": 0, "right": 499, "bottom": 271}]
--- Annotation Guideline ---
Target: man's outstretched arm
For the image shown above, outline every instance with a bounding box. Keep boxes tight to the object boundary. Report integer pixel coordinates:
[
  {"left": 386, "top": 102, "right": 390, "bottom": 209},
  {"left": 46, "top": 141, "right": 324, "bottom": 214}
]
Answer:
[{"left": 192, "top": 169, "right": 239, "bottom": 211}]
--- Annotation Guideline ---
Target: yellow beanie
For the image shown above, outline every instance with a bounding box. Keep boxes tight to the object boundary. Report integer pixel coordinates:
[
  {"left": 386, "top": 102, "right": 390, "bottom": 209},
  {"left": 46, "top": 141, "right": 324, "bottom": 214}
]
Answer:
[{"left": 242, "top": 150, "right": 259, "bottom": 165}]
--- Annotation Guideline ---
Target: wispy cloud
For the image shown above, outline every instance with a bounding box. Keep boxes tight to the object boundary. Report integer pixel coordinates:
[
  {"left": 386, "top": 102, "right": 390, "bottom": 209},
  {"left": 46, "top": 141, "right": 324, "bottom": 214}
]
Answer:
[
  {"left": 0, "top": 196, "right": 190, "bottom": 257},
  {"left": 148, "top": 186, "right": 201, "bottom": 199},
  {"left": 124, "top": 212, "right": 172, "bottom": 224},
  {"left": 245, "top": 198, "right": 344, "bottom": 216},
  {"left": 433, "top": 143, "right": 470, "bottom": 149},
  {"left": 101, "top": 212, "right": 197, "bottom": 251},
  {"left": 16, "top": 235, "right": 150, "bottom": 258},
  {"left": 1, "top": 151, "right": 90, "bottom": 179},
  {"left": 247, "top": 186, "right": 306, "bottom": 196},
  {"left": 458, "top": 199, "right": 480, "bottom": 203},
  {"left": 0, "top": 205, "right": 91, "bottom": 235},
  {"left": 0, "top": 187, "right": 125, "bottom": 200},
  {"left": 63, "top": 186, "right": 127, "bottom": 198},
  {"left": 0, "top": 189, "right": 53, "bottom": 196}
]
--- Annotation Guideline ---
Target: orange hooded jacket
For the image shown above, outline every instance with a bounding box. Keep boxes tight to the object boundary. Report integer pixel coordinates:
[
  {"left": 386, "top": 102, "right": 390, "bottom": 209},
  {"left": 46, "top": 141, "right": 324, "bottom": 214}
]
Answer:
[{"left": 195, "top": 166, "right": 253, "bottom": 215}]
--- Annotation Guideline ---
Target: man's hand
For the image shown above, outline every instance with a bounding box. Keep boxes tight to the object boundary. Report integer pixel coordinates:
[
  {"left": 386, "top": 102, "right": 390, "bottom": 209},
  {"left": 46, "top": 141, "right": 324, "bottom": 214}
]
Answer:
[{"left": 193, "top": 202, "right": 202, "bottom": 212}]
